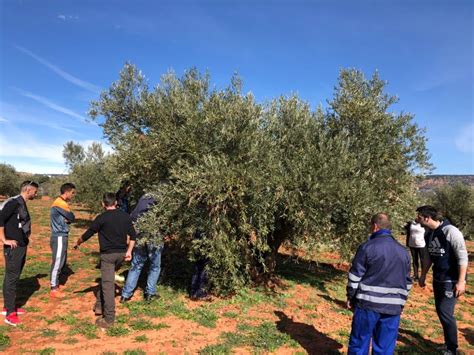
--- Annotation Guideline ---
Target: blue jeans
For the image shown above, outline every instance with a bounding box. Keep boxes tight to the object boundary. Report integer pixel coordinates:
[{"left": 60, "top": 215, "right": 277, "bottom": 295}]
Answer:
[
  {"left": 348, "top": 306, "right": 400, "bottom": 355},
  {"left": 122, "top": 244, "right": 163, "bottom": 298}
]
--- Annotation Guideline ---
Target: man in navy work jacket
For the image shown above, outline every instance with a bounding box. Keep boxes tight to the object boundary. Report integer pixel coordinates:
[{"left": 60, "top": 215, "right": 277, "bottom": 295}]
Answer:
[
  {"left": 347, "top": 213, "right": 412, "bottom": 355},
  {"left": 417, "top": 205, "right": 468, "bottom": 355}
]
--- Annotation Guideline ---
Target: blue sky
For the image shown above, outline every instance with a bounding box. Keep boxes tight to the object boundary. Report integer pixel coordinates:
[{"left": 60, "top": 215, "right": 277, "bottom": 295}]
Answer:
[{"left": 0, "top": 0, "right": 472, "bottom": 174}]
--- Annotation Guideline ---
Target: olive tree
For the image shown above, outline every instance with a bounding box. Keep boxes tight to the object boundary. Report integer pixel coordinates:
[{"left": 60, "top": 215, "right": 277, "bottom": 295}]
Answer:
[{"left": 89, "top": 64, "right": 431, "bottom": 293}]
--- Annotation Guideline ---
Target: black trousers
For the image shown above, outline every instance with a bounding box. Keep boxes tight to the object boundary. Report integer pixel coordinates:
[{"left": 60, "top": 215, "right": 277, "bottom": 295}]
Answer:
[
  {"left": 2, "top": 246, "right": 27, "bottom": 316},
  {"left": 94, "top": 252, "right": 124, "bottom": 322},
  {"left": 434, "top": 281, "right": 458, "bottom": 353},
  {"left": 409, "top": 247, "right": 423, "bottom": 278}
]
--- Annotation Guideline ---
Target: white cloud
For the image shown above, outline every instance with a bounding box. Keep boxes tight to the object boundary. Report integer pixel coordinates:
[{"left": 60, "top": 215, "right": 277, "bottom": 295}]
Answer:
[
  {"left": 15, "top": 45, "right": 101, "bottom": 94},
  {"left": 455, "top": 123, "right": 474, "bottom": 154},
  {"left": 0, "top": 101, "right": 86, "bottom": 135},
  {"left": 14, "top": 88, "right": 96, "bottom": 126},
  {"left": 0, "top": 131, "right": 113, "bottom": 174},
  {"left": 57, "top": 14, "right": 79, "bottom": 21},
  {"left": 0, "top": 132, "right": 64, "bottom": 163}
]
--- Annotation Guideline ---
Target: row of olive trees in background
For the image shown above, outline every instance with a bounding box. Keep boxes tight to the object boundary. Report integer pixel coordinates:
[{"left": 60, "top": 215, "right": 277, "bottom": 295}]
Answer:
[
  {"left": 85, "top": 64, "right": 432, "bottom": 294},
  {"left": 0, "top": 163, "right": 52, "bottom": 197},
  {"left": 0, "top": 163, "right": 21, "bottom": 196}
]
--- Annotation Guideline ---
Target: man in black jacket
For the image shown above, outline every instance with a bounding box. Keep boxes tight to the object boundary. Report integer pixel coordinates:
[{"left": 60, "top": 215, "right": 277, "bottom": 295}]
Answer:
[
  {"left": 0, "top": 181, "right": 38, "bottom": 326},
  {"left": 74, "top": 193, "right": 136, "bottom": 329},
  {"left": 417, "top": 205, "right": 468, "bottom": 355}
]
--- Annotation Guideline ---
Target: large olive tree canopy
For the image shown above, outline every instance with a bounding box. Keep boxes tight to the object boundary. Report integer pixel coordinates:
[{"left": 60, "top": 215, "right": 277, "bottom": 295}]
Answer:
[{"left": 89, "top": 64, "right": 431, "bottom": 293}]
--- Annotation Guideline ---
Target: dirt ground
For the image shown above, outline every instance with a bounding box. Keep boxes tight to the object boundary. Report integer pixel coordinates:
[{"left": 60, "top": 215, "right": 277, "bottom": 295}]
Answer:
[{"left": 0, "top": 199, "right": 473, "bottom": 354}]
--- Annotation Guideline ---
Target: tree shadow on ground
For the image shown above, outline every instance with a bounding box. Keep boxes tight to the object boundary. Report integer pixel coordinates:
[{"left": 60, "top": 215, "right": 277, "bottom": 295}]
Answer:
[
  {"left": 16, "top": 273, "right": 47, "bottom": 307},
  {"left": 460, "top": 327, "right": 474, "bottom": 346},
  {"left": 73, "top": 281, "right": 122, "bottom": 297},
  {"left": 59, "top": 264, "right": 75, "bottom": 286},
  {"left": 316, "top": 293, "right": 348, "bottom": 309},
  {"left": 275, "top": 254, "right": 346, "bottom": 293},
  {"left": 275, "top": 310, "right": 343, "bottom": 354},
  {"left": 396, "top": 327, "right": 440, "bottom": 353}
]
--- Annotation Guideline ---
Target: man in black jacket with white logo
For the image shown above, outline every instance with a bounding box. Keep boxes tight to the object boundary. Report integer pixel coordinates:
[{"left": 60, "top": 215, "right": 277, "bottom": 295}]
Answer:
[{"left": 417, "top": 205, "right": 468, "bottom": 355}]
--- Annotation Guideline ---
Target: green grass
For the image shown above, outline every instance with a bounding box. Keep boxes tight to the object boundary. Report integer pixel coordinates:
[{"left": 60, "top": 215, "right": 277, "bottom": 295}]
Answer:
[
  {"left": 129, "top": 319, "right": 159, "bottom": 331},
  {"left": 200, "top": 321, "right": 298, "bottom": 353},
  {"left": 0, "top": 333, "right": 11, "bottom": 351},
  {"left": 63, "top": 338, "right": 79, "bottom": 344},
  {"left": 247, "top": 321, "right": 298, "bottom": 351},
  {"left": 192, "top": 306, "right": 219, "bottom": 328},
  {"left": 199, "top": 343, "right": 232, "bottom": 355},
  {"left": 41, "top": 329, "right": 59, "bottom": 337},
  {"left": 222, "top": 311, "right": 238, "bottom": 318},
  {"left": 68, "top": 321, "right": 98, "bottom": 339},
  {"left": 123, "top": 350, "right": 146, "bottom": 355},
  {"left": 38, "top": 348, "right": 55, "bottom": 355},
  {"left": 106, "top": 324, "right": 130, "bottom": 337},
  {"left": 60, "top": 313, "right": 79, "bottom": 326},
  {"left": 134, "top": 335, "right": 149, "bottom": 343}
]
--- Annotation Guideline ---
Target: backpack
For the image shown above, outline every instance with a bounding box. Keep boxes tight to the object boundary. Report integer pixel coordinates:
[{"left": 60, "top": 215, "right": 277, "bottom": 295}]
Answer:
[
  {"left": 0, "top": 195, "right": 31, "bottom": 236},
  {"left": 0, "top": 195, "right": 20, "bottom": 211}
]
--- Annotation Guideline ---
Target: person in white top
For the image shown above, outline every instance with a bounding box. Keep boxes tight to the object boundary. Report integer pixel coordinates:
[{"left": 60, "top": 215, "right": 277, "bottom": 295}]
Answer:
[{"left": 404, "top": 220, "right": 426, "bottom": 281}]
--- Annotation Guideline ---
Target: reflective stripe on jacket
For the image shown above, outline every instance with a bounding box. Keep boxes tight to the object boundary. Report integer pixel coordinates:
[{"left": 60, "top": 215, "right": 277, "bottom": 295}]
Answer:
[{"left": 347, "top": 230, "right": 412, "bottom": 315}]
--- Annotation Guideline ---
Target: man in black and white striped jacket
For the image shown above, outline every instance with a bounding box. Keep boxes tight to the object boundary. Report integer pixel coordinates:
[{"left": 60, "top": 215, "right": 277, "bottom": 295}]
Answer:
[{"left": 347, "top": 213, "right": 412, "bottom": 355}]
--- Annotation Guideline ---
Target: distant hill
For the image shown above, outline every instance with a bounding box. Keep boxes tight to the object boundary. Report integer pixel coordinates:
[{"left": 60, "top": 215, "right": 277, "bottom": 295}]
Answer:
[{"left": 419, "top": 175, "right": 474, "bottom": 193}]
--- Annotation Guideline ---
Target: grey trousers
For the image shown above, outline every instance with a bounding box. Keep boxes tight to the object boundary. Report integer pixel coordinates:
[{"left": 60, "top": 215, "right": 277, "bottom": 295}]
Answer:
[
  {"left": 50, "top": 236, "right": 68, "bottom": 288},
  {"left": 95, "top": 252, "right": 124, "bottom": 322}
]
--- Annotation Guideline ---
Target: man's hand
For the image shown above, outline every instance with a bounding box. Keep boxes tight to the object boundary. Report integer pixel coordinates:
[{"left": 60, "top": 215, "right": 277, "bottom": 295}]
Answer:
[
  {"left": 454, "top": 280, "right": 466, "bottom": 298},
  {"left": 346, "top": 299, "right": 353, "bottom": 310},
  {"left": 3, "top": 239, "right": 18, "bottom": 248},
  {"left": 419, "top": 274, "right": 426, "bottom": 288},
  {"left": 73, "top": 237, "right": 82, "bottom": 250},
  {"left": 124, "top": 250, "right": 132, "bottom": 262}
]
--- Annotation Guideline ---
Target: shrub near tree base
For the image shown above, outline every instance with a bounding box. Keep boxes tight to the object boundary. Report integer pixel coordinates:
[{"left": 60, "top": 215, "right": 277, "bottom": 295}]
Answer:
[{"left": 89, "top": 64, "right": 431, "bottom": 294}]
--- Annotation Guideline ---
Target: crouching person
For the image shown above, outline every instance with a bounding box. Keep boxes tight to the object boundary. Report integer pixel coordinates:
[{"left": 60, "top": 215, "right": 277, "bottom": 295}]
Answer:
[
  {"left": 121, "top": 193, "right": 163, "bottom": 303},
  {"left": 347, "top": 213, "right": 412, "bottom": 355},
  {"left": 74, "top": 193, "right": 136, "bottom": 329}
]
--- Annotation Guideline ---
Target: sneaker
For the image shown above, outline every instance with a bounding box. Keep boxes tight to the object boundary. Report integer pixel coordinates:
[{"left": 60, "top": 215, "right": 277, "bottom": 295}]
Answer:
[
  {"left": 4, "top": 312, "right": 21, "bottom": 327},
  {"left": 2, "top": 307, "right": 26, "bottom": 316},
  {"left": 95, "top": 317, "right": 113, "bottom": 329},
  {"left": 119, "top": 296, "right": 130, "bottom": 304},
  {"left": 50, "top": 288, "right": 66, "bottom": 299},
  {"left": 144, "top": 294, "right": 160, "bottom": 303}
]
